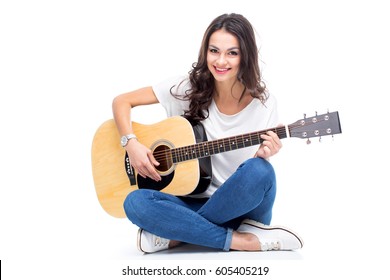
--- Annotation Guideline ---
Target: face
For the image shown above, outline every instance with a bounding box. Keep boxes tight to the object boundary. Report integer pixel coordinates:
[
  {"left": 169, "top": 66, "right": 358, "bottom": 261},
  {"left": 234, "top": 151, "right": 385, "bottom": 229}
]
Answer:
[{"left": 207, "top": 29, "right": 241, "bottom": 84}]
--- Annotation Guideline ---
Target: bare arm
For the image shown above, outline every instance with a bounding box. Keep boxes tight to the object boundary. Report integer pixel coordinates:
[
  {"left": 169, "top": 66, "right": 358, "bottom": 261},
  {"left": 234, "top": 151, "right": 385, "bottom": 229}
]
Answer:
[
  {"left": 112, "top": 86, "right": 161, "bottom": 181},
  {"left": 112, "top": 86, "right": 159, "bottom": 135}
]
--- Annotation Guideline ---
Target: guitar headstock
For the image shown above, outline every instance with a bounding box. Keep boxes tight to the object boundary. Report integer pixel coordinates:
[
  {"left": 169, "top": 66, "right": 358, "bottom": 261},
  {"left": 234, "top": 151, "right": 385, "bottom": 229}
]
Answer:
[{"left": 288, "top": 111, "right": 342, "bottom": 141}]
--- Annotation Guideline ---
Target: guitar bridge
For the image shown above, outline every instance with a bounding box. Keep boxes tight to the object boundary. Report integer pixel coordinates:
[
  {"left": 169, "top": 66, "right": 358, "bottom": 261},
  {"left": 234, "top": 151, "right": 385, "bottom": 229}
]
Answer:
[{"left": 124, "top": 152, "right": 137, "bottom": 185}]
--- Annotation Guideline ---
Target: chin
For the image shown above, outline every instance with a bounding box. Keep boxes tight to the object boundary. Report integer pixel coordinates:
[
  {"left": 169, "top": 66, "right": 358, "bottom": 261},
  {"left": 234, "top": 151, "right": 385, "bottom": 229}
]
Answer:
[{"left": 212, "top": 75, "right": 235, "bottom": 83}]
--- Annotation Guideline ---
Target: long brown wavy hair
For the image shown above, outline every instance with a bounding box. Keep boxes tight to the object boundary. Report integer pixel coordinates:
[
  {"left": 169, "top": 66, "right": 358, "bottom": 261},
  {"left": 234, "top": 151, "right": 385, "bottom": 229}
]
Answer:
[{"left": 172, "top": 13, "right": 268, "bottom": 122}]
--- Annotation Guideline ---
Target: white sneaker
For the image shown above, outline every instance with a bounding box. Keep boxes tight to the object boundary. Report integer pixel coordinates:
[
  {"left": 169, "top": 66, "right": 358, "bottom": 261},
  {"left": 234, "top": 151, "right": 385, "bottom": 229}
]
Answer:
[
  {"left": 237, "top": 219, "right": 303, "bottom": 251},
  {"left": 137, "top": 228, "right": 170, "bottom": 253}
]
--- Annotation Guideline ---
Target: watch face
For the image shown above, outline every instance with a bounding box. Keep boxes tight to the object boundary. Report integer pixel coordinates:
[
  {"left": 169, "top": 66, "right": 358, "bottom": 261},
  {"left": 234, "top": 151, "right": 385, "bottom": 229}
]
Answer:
[{"left": 121, "top": 136, "right": 127, "bottom": 146}]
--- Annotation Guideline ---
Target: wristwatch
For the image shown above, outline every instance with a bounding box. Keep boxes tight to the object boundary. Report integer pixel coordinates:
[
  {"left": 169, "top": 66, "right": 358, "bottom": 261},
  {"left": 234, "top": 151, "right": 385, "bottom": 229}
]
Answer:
[{"left": 120, "top": 134, "right": 137, "bottom": 147}]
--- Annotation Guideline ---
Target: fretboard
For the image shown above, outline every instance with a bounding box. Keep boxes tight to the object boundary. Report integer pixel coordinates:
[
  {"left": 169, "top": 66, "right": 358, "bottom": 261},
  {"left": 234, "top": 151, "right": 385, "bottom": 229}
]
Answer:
[{"left": 171, "top": 126, "right": 288, "bottom": 163}]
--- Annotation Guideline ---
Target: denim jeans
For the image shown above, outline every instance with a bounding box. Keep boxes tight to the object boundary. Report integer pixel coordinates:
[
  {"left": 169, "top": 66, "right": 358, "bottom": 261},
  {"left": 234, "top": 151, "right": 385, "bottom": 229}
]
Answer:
[{"left": 123, "top": 157, "right": 276, "bottom": 251}]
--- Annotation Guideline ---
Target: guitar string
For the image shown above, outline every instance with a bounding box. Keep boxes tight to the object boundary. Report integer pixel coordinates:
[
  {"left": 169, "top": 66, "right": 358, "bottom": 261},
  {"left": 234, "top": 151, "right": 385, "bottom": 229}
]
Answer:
[
  {"left": 149, "top": 120, "right": 332, "bottom": 161},
  {"left": 150, "top": 126, "right": 287, "bottom": 161},
  {"left": 149, "top": 118, "right": 332, "bottom": 162}
]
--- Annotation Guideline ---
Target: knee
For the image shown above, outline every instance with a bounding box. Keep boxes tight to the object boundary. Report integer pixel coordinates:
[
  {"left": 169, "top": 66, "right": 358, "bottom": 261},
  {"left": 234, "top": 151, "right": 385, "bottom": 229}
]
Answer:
[
  {"left": 242, "top": 157, "right": 276, "bottom": 184},
  {"left": 123, "top": 189, "right": 152, "bottom": 223}
]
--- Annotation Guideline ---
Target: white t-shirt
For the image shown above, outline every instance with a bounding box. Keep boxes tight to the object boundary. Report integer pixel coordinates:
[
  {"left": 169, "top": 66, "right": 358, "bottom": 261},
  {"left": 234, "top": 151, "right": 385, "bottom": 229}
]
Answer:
[{"left": 152, "top": 75, "right": 279, "bottom": 197}]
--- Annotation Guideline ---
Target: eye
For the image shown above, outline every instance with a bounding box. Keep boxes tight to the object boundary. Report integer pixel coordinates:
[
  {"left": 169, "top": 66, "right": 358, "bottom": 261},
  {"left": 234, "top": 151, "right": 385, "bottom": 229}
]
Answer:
[
  {"left": 209, "top": 47, "right": 219, "bottom": 54},
  {"left": 228, "top": 50, "right": 239, "bottom": 56}
]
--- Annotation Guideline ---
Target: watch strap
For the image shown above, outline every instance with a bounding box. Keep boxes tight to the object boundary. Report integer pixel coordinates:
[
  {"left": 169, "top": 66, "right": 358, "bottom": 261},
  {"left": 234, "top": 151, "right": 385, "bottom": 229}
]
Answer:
[{"left": 121, "top": 134, "right": 137, "bottom": 147}]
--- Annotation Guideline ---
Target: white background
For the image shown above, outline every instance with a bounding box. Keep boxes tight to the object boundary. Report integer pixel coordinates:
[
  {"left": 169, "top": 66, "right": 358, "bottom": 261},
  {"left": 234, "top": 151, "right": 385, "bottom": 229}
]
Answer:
[{"left": 1, "top": 0, "right": 389, "bottom": 279}]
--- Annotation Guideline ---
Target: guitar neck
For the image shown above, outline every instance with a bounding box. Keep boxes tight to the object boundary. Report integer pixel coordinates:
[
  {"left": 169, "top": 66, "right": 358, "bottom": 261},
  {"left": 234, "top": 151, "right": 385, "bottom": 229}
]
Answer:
[
  {"left": 171, "top": 126, "right": 288, "bottom": 163},
  {"left": 170, "top": 111, "right": 341, "bottom": 163}
]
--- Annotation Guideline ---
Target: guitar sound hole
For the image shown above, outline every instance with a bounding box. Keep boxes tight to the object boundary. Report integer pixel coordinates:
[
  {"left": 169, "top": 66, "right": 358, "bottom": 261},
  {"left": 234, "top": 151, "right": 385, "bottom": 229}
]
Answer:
[{"left": 153, "top": 144, "right": 173, "bottom": 173}]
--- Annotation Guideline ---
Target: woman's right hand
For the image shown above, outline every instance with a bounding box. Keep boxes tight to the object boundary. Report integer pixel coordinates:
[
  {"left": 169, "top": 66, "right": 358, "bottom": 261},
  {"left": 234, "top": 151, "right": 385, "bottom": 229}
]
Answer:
[{"left": 125, "top": 140, "right": 161, "bottom": 181}]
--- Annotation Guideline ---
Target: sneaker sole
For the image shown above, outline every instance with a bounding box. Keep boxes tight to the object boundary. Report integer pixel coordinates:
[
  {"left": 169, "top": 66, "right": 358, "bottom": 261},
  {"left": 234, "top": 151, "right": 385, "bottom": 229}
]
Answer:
[
  {"left": 241, "top": 219, "right": 304, "bottom": 248},
  {"left": 137, "top": 228, "right": 146, "bottom": 253}
]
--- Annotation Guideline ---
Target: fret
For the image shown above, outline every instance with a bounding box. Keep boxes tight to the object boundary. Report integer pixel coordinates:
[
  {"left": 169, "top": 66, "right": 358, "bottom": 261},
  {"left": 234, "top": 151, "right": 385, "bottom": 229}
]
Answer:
[
  {"left": 177, "top": 146, "right": 183, "bottom": 162},
  {"left": 181, "top": 146, "right": 188, "bottom": 161},
  {"left": 189, "top": 146, "right": 195, "bottom": 159},
  {"left": 250, "top": 133, "right": 261, "bottom": 145},
  {"left": 204, "top": 142, "right": 210, "bottom": 157},
  {"left": 249, "top": 133, "right": 254, "bottom": 146},
  {"left": 199, "top": 142, "right": 207, "bottom": 158},
  {"left": 217, "top": 139, "right": 225, "bottom": 153},
  {"left": 237, "top": 135, "right": 246, "bottom": 149},
  {"left": 171, "top": 126, "right": 288, "bottom": 163},
  {"left": 209, "top": 142, "right": 217, "bottom": 155},
  {"left": 181, "top": 146, "right": 187, "bottom": 161},
  {"left": 215, "top": 140, "right": 220, "bottom": 153},
  {"left": 183, "top": 147, "right": 188, "bottom": 161},
  {"left": 215, "top": 139, "right": 223, "bottom": 152},
  {"left": 232, "top": 136, "right": 238, "bottom": 150},
  {"left": 171, "top": 149, "right": 178, "bottom": 164},
  {"left": 239, "top": 134, "right": 250, "bottom": 148},
  {"left": 228, "top": 137, "right": 233, "bottom": 151},
  {"left": 199, "top": 143, "right": 204, "bottom": 157},
  {"left": 195, "top": 142, "right": 202, "bottom": 158},
  {"left": 183, "top": 146, "right": 190, "bottom": 161},
  {"left": 172, "top": 148, "right": 178, "bottom": 163},
  {"left": 176, "top": 147, "right": 181, "bottom": 161},
  {"left": 223, "top": 138, "right": 230, "bottom": 152},
  {"left": 189, "top": 144, "right": 197, "bottom": 160},
  {"left": 278, "top": 127, "right": 287, "bottom": 139}
]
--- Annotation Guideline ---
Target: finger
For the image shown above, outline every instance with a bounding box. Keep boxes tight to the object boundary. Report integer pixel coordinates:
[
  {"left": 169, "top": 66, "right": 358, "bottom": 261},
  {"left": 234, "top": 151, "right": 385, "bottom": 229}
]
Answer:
[
  {"left": 145, "top": 164, "right": 161, "bottom": 181},
  {"left": 147, "top": 153, "right": 161, "bottom": 181},
  {"left": 260, "top": 139, "right": 275, "bottom": 154},
  {"left": 149, "top": 154, "right": 160, "bottom": 166},
  {"left": 262, "top": 146, "right": 271, "bottom": 157},
  {"left": 261, "top": 133, "right": 281, "bottom": 151},
  {"left": 256, "top": 146, "right": 270, "bottom": 159},
  {"left": 136, "top": 163, "right": 160, "bottom": 181},
  {"left": 260, "top": 133, "right": 273, "bottom": 144},
  {"left": 137, "top": 169, "right": 146, "bottom": 178},
  {"left": 269, "top": 131, "right": 282, "bottom": 147},
  {"left": 264, "top": 131, "right": 280, "bottom": 144}
]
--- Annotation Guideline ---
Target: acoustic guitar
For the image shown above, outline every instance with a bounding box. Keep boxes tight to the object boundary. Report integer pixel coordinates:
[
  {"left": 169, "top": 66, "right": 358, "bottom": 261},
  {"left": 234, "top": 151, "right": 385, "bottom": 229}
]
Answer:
[{"left": 91, "top": 111, "right": 341, "bottom": 218}]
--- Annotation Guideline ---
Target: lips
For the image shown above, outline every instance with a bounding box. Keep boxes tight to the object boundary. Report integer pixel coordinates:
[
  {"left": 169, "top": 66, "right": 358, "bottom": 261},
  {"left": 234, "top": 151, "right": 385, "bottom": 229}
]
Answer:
[{"left": 214, "top": 66, "right": 230, "bottom": 74}]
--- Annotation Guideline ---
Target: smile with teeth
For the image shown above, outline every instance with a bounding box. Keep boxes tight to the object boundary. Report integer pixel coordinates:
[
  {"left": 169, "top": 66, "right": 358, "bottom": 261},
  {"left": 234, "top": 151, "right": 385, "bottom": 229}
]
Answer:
[{"left": 214, "top": 66, "right": 230, "bottom": 73}]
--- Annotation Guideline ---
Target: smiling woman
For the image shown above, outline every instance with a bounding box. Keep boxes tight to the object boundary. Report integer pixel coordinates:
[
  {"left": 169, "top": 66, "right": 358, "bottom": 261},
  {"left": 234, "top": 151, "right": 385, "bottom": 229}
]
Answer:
[
  {"left": 2, "top": 0, "right": 389, "bottom": 278},
  {"left": 111, "top": 13, "right": 303, "bottom": 254}
]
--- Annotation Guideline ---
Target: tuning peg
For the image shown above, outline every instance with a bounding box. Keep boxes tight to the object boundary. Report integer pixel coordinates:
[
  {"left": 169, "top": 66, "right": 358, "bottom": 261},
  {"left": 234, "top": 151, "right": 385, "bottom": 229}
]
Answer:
[
  {"left": 306, "top": 138, "right": 311, "bottom": 145},
  {"left": 319, "top": 136, "right": 322, "bottom": 143}
]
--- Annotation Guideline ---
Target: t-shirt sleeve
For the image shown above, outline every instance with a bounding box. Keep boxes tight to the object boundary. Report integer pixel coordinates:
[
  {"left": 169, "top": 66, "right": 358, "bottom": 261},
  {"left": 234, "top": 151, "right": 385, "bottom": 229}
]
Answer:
[
  {"left": 152, "top": 75, "right": 190, "bottom": 117},
  {"left": 264, "top": 93, "right": 279, "bottom": 128}
]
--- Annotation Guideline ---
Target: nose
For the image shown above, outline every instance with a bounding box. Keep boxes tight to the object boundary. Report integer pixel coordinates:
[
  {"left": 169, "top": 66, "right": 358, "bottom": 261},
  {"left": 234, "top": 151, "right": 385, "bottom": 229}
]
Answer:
[{"left": 216, "top": 53, "right": 227, "bottom": 65}]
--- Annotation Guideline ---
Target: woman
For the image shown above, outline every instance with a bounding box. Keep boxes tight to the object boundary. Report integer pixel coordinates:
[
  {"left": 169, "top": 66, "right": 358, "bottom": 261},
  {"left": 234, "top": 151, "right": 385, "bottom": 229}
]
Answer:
[{"left": 112, "top": 13, "right": 303, "bottom": 253}]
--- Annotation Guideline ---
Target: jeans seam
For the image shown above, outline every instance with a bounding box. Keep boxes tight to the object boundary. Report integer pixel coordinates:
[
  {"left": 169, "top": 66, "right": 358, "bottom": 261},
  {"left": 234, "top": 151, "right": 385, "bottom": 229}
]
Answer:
[{"left": 223, "top": 227, "right": 233, "bottom": 251}]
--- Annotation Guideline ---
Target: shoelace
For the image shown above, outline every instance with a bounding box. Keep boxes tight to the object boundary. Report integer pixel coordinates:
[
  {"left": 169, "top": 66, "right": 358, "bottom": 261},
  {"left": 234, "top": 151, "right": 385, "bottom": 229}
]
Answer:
[
  {"left": 261, "top": 241, "right": 280, "bottom": 251},
  {"left": 154, "top": 236, "right": 169, "bottom": 247}
]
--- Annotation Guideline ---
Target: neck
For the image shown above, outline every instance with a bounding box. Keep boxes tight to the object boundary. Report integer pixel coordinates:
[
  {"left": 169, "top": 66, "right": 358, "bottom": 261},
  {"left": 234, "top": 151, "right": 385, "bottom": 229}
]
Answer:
[
  {"left": 213, "top": 82, "right": 252, "bottom": 115},
  {"left": 214, "top": 79, "right": 246, "bottom": 101}
]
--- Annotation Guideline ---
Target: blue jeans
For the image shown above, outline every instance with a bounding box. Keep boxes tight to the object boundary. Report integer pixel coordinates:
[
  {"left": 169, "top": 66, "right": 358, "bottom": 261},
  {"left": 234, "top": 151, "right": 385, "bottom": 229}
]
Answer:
[{"left": 123, "top": 157, "right": 276, "bottom": 251}]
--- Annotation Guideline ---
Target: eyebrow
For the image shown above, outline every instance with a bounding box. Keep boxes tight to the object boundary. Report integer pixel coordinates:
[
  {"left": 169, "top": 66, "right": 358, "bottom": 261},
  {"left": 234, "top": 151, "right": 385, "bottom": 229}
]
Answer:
[{"left": 208, "top": 44, "right": 240, "bottom": 51}]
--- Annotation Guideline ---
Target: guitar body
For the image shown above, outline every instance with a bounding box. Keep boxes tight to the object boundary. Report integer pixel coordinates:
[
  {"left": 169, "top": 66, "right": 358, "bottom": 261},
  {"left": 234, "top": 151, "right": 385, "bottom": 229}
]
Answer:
[{"left": 91, "top": 116, "right": 207, "bottom": 218}]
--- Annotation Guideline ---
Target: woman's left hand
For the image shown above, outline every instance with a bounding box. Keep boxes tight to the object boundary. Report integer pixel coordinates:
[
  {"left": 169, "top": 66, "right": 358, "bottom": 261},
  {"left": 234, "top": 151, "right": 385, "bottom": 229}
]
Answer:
[{"left": 255, "top": 130, "right": 282, "bottom": 159}]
